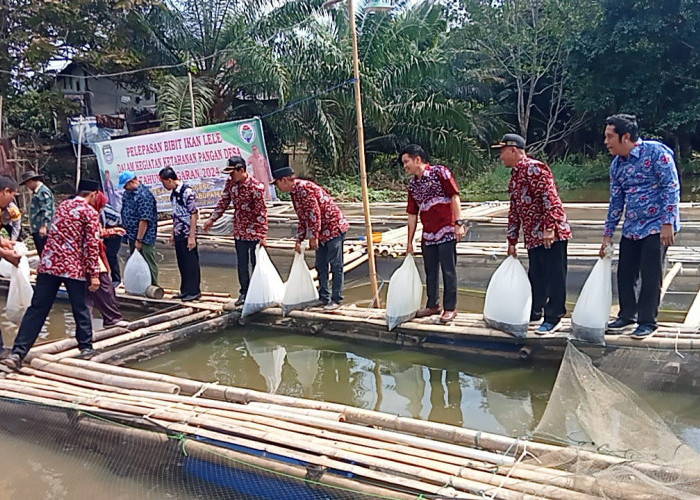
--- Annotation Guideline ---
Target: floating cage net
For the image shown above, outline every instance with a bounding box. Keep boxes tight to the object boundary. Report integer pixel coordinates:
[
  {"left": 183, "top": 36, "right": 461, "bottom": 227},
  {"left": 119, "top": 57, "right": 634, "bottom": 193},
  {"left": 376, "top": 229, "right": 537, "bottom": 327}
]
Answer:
[
  {"left": 0, "top": 398, "right": 417, "bottom": 500},
  {"left": 529, "top": 343, "right": 700, "bottom": 499}
]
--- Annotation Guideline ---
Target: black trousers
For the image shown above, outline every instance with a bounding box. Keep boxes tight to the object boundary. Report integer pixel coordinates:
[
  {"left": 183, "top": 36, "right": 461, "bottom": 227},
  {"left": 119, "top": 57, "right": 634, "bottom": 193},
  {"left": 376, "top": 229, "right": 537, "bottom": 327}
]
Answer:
[
  {"left": 104, "top": 235, "right": 122, "bottom": 284},
  {"left": 174, "top": 236, "right": 201, "bottom": 296},
  {"left": 315, "top": 233, "right": 345, "bottom": 304},
  {"left": 527, "top": 240, "right": 568, "bottom": 323},
  {"left": 618, "top": 234, "right": 667, "bottom": 326},
  {"left": 235, "top": 239, "right": 258, "bottom": 295},
  {"left": 11, "top": 273, "right": 93, "bottom": 359},
  {"left": 421, "top": 239, "right": 457, "bottom": 311},
  {"left": 32, "top": 233, "right": 48, "bottom": 256}
]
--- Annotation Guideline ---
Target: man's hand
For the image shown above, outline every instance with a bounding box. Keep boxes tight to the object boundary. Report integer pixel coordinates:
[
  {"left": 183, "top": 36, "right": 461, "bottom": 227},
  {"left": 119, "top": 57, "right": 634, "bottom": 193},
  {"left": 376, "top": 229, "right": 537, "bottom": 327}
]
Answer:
[
  {"left": 599, "top": 235, "right": 614, "bottom": 258},
  {"left": 88, "top": 276, "right": 100, "bottom": 292},
  {"left": 187, "top": 235, "right": 196, "bottom": 250},
  {"left": 259, "top": 238, "right": 267, "bottom": 248},
  {"left": 113, "top": 227, "right": 127, "bottom": 236},
  {"left": 542, "top": 228, "right": 555, "bottom": 249},
  {"left": 455, "top": 224, "right": 467, "bottom": 242},
  {"left": 38, "top": 225, "right": 47, "bottom": 237},
  {"left": 407, "top": 242, "right": 415, "bottom": 255},
  {"left": 661, "top": 224, "right": 675, "bottom": 247},
  {"left": 135, "top": 240, "right": 143, "bottom": 251},
  {"left": 202, "top": 219, "right": 214, "bottom": 233},
  {"left": 2, "top": 250, "right": 21, "bottom": 267},
  {"left": 0, "top": 238, "right": 14, "bottom": 250},
  {"left": 169, "top": 234, "right": 175, "bottom": 247},
  {"left": 295, "top": 241, "right": 303, "bottom": 253},
  {"left": 309, "top": 237, "right": 319, "bottom": 250},
  {"left": 507, "top": 244, "right": 518, "bottom": 258}
]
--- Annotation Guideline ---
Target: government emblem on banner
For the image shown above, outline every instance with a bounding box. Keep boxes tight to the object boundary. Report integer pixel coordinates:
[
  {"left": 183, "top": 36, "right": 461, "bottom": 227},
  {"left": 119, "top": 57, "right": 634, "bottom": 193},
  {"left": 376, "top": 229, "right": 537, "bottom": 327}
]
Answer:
[{"left": 239, "top": 123, "right": 255, "bottom": 144}]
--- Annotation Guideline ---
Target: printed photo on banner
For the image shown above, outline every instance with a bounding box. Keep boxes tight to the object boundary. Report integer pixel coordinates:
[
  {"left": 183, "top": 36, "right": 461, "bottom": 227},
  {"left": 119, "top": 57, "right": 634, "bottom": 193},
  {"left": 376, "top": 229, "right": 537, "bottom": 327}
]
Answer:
[{"left": 94, "top": 117, "right": 276, "bottom": 212}]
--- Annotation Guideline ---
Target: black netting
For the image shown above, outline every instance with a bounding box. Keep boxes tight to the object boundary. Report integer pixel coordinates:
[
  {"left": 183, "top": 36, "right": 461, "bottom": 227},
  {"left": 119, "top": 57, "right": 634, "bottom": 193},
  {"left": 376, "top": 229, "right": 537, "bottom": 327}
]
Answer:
[{"left": 0, "top": 398, "right": 416, "bottom": 499}]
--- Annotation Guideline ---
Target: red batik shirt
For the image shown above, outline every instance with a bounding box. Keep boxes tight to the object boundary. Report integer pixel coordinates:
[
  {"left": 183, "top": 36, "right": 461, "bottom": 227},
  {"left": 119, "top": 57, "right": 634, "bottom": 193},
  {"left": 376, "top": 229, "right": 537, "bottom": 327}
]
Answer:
[
  {"left": 38, "top": 197, "right": 101, "bottom": 280},
  {"left": 406, "top": 165, "right": 460, "bottom": 245},
  {"left": 291, "top": 179, "right": 349, "bottom": 244},
  {"left": 211, "top": 176, "right": 268, "bottom": 241},
  {"left": 507, "top": 157, "right": 572, "bottom": 249}
]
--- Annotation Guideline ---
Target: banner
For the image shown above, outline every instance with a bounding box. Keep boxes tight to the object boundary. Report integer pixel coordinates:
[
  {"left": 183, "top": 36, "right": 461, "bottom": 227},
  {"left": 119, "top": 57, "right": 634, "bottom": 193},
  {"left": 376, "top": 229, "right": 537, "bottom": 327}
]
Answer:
[{"left": 94, "top": 117, "right": 277, "bottom": 212}]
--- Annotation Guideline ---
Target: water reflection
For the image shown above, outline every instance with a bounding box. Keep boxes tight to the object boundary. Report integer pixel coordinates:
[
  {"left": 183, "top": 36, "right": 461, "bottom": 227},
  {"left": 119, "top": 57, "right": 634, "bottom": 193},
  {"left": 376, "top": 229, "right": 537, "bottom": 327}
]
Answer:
[{"left": 138, "top": 329, "right": 556, "bottom": 438}]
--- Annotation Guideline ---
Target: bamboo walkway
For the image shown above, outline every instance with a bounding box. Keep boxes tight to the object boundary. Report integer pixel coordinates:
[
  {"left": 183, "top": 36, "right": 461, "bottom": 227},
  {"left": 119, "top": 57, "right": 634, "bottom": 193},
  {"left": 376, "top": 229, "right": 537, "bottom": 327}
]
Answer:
[{"left": 1, "top": 290, "right": 697, "bottom": 498}]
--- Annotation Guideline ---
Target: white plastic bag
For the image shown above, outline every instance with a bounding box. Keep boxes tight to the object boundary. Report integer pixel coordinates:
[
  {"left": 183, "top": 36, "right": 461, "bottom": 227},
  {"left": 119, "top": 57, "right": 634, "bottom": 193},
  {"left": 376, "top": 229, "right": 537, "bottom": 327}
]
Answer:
[
  {"left": 242, "top": 246, "right": 285, "bottom": 317},
  {"left": 483, "top": 256, "right": 532, "bottom": 338},
  {"left": 6, "top": 243, "right": 33, "bottom": 324},
  {"left": 0, "top": 258, "right": 12, "bottom": 278},
  {"left": 571, "top": 257, "right": 612, "bottom": 345},
  {"left": 281, "top": 250, "right": 318, "bottom": 315},
  {"left": 385, "top": 254, "right": 423, "bottom": 330},
  {"left": 123, "top": 250, "right": 151, "bottom": 295}
]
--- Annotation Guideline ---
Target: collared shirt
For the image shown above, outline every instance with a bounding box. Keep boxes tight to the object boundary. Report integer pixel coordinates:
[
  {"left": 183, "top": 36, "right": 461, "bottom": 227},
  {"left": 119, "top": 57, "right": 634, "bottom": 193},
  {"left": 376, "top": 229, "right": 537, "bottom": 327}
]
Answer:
[
  {"left": 406, "top": 165, "right": 460, "bottom": 245},
  {"left": 100, "top": 203, "right": 122, "bottom": 228},
  {"left": 121, "top": 184, "right": 158, "bottom": 245},
  {"left": 604, "top": 139, "right": 681, "bottom": 239},
  {"left": 39, "top": 197, "right": 101, "bottom": 281},
  {"left": 291, "top": 179, "right": 349, "bottom": 244},
  {"left": 507, "top": 156, "right": 572, "bottom": 249},
  {"left": 171, "top": 182, "right": 198, "bottom": 237},
  {"left": 211, "top": 175, "right": 268, "bottom": 241},
  {"left": 29, "top": 182, "right": 55, "bottom": 233}
]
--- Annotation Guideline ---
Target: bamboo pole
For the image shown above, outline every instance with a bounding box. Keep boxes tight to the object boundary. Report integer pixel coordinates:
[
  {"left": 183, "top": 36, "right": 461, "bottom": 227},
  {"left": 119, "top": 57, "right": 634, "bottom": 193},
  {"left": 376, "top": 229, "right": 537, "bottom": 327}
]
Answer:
[
  {"left": 75, "top": 115, "right": 83, "bottom": 188},
  {"left": 188, "top": 71, "right": 196, "bottom": 128}
]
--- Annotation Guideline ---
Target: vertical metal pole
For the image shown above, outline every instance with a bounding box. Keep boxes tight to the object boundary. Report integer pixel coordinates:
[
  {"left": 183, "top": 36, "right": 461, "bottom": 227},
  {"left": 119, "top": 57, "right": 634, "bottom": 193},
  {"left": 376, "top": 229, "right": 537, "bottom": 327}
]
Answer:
[
  {"left": 0, "top": 96, "right": 3, "bottom": 138},
  {"left": 76, "top": 115, "right": 83, "bottom": 188},
  {"left": 348, "top": 0, "right": 380, "bottom": 307},
  {"left": 188, "top": 71, "right": 196, "bottom": 128}
]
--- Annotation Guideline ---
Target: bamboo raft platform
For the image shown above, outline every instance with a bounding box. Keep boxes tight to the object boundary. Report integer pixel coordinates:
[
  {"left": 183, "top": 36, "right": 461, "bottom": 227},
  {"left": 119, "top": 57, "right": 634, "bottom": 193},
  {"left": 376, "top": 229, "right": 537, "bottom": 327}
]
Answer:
[{"left": 1, "top": 290, "right": 698, "bottom": 498}]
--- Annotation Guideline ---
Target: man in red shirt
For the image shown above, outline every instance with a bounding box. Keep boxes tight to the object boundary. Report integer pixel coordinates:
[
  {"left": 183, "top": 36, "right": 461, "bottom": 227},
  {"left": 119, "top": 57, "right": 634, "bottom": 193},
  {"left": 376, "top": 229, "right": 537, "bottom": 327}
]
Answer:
[
  {"left": 403, "top": 144, "right": 467, "bottom": 324},
  {"left": 272, "top": 167, "right": 349, "bottom": 310},
  {"left": 2, "top": 179, "right": 102, "bottom": 370},
  {"left": 493, "top": 134, "right": 572, "bottom": 333},
  {"left": 203, "top": 156, "right": 268, "bottom": 306}
]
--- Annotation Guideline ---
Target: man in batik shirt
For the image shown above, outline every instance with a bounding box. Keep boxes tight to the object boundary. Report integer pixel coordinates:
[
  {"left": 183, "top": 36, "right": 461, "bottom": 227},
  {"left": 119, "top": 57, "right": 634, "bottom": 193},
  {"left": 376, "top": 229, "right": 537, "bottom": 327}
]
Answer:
[
  {"left": 203, "top": 156, "right": 267, "bottom": 306},
  {"left": 402, "top": 144, "right": 466, "bottom": 324},
  {"left": 1, "top": 179, "right": 102, "bottom": 371},
  {"left": 272, "top": 166, "right": 349, "bottom": 310},
  {"left": 601, "top": 114, "right": 681, "bottom": 338},
  {"left": 119, "top": 171, "right": 159, "bottom": 286},
  {"left": 160, "top": 167, "right": 201, "bottom": 301},
  {"left": 494, "top": 133, "right": 572, "bottom": 334}
]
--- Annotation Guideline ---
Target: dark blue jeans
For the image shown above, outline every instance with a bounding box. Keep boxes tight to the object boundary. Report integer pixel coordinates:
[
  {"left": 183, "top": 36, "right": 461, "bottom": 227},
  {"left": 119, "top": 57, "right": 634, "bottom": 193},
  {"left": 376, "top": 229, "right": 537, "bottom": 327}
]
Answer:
[
  {"left": 11, "top": 273, "right": 93, "bottom": 359},
  {"left": 175, "top": 236, "right": 201, "bottom": 296},
  {"left": 315, "top": 233, "right": 345, "bottom": 304}
]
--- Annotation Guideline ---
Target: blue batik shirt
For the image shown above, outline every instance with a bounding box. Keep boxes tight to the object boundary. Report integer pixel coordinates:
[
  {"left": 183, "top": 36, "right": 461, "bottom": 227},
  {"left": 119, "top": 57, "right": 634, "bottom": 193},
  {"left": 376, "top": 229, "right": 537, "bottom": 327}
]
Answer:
[
  {"left": 604, "top": 139, "right": 681, "bottom": 240},
  {"left": 121, "top": 183, "right": 158, "bottom": 245}
]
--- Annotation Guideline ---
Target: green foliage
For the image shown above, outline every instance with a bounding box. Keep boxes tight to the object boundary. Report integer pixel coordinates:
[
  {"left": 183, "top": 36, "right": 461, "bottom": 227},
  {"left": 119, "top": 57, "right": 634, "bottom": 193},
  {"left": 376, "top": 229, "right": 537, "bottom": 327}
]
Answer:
[
  {"left": 5, "top": 89, "right": 78, "bottom": 135},
  {"left": 156, "top": 75, "right": 216, "bottom": 130}
]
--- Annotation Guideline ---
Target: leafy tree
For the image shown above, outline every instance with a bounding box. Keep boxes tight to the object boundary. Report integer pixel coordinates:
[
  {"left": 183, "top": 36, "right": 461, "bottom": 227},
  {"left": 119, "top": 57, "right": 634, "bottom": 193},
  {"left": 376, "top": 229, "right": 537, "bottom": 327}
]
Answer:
[
  {"left": 569, "top": 0, "right": 700, "bottom": 160},
  {"left": 458, "top": 0, "right": 595, "bottom": 154}
]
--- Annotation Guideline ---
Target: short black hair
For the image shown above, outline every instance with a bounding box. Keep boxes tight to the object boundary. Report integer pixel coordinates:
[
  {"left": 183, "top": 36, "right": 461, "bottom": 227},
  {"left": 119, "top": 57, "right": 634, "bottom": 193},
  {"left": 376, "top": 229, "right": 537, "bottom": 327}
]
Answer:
[
  {"left": 158, "top": 167, "right": 178, "bottom": 180},
  {"left": 605, "top": 114, "right": 639, "bottom": 142},
  {"left": 400, "top": 144, "right": 429, "bottom": 163},
  {"left": 0, "top": 175, "right": 19, "bottom": 192}
]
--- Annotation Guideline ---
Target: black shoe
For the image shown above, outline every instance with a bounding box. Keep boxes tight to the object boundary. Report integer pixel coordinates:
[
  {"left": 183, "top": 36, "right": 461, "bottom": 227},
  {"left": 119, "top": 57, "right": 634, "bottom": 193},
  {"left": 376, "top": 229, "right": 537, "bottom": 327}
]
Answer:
[
  {"left": 631, "top": 324, "right": 657, "bottom": 339},
  {"left": 607, "top": 318, "right": 635, "bottom": 331},
  {"left": 0, "top": 353, "right": 22, "bottom": 371},
  {"left": 235, "top": 294, "right": 246, "bottom": 306},
  {"left": 172, "top": 292, "right": 186, "bottom": 299},
  {"left": 80, "top": 348, "right": 97, "bottom": 357},
  {"left": 181, "top": 293, "right": 202, "bottom": 302}
]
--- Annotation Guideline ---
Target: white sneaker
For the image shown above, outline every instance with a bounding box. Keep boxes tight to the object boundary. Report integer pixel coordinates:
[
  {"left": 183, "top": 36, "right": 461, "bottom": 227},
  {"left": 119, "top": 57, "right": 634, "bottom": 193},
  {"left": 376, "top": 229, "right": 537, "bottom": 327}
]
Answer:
[{"left": 323, "top": 302, "right": 342, "bottom": 311}]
